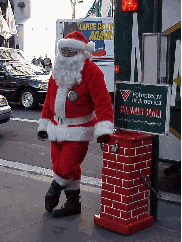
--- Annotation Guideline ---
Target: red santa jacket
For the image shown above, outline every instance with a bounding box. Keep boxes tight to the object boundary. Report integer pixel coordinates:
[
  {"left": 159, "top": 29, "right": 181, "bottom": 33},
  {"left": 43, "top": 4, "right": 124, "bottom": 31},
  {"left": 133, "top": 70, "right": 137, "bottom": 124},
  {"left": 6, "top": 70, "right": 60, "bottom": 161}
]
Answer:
[{"left": 38, "top": 59, "right": 114, "bottom": 142}]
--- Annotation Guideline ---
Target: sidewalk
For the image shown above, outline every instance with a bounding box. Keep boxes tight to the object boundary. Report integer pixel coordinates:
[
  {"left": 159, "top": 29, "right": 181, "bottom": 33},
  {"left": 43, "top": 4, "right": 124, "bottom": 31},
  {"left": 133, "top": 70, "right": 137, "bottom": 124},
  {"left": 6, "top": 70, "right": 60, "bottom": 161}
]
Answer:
[{"left": 0, "top": 166, "right": 181, "bottom": 242}]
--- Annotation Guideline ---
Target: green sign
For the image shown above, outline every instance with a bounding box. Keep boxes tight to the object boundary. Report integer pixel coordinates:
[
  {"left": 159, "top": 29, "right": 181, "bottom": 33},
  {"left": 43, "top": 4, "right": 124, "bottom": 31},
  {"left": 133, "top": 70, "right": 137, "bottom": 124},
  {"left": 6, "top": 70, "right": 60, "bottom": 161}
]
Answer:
[{"left": 114, "top": 82, "right": 170, "bottom": 134}]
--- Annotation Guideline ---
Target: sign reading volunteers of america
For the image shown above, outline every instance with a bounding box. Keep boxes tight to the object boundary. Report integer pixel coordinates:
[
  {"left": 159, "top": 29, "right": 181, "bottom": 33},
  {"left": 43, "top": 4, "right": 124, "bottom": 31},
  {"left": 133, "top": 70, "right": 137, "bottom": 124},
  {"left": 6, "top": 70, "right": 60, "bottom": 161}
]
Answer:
[{"left": 114, "top": 82, "right": 171, "bottom": 135}]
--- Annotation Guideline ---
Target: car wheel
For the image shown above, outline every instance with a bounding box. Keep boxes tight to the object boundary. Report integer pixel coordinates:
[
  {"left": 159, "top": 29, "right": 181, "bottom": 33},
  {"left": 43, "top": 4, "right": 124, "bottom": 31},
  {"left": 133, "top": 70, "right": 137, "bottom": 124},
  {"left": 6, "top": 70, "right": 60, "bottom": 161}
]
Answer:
[{"left": 20, "top": 88, "right": 38, "bottom": 109}]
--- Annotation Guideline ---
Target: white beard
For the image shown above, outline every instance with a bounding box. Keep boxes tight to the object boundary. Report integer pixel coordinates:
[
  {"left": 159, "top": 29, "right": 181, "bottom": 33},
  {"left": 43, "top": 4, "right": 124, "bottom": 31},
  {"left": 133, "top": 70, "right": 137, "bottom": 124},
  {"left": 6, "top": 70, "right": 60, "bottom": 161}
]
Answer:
[
  {"left": 52, "top": 52, "right": 86, "bottom": 119},
  {"left": 52, "top": 52, "right": 86, "bottom": 89}
]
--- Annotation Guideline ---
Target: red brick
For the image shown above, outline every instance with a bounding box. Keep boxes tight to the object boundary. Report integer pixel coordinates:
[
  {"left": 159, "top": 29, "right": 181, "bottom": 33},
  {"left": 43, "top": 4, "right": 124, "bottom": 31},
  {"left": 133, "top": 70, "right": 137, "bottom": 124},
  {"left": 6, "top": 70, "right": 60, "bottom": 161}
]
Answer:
[
  {"left": 142, "top": 153, "right": 151, "bottom": 161},
  {"left": 116, "top": 155, "right": 126, "bottom": 163},
  {"left": 132, "top": 155, "right": 142, "bottom": 163},
  {"left": 138, "top": 212, "right": 148, "bottom": 220},
  {"left": 115, "top": 162, "right": 123, "bottom": 171},
  {"left": 143, "top": 138, "right": 152, "bottom": 146},
  {"left": 108, "top": 160, "right": 117, "bottom": 169},
  {"left": 123, "top": 180, "right": 133, "bottom": 188},
  {"left": 123, "top": 164, "right": 135, "bottom": 172},
  {"left": 101, "top": 198, "right": 113, "bottom": 207},
  {"left": 109, "top": 145, "right": 124, "bottom": 155},
  {"left": 138, "top": 198, "right": 149, "bottom": 208},
  {"left": 113, "top": 216, "right": 138, "bottom": 225},
  {"left": 102, "top": 167, "right": 116, "bottom": 177},
  {"left": 127, "top": 217, "right": 138, "bottom": 224},
  {"left": 118, "top": 147, "right": 124, "bottom": 155},
  {"left": 103, "top": 152, "right": 116, "bottom": 161},
  {"left": 103, "top": 144, "right": 109, "bottom": 152},
  {"left": 101, "top": 190, "right": 107, "bottom": 197},
  {"left": 118, "top": 140, "right": 133, "bottom": 148},
  {"left": 128, "top": 202, "right": 138, "bottom": 210},
  {"left": 132, "top": 140, "right": 142, "bottom": 148},
  {"left": 100, "top": 212, "right": 113, "bottom": 220},
  {"left": 103, "top": 159, "right": 108, "bottom": 167},
  {"left": 133, "top": 192, "right": 145, "bottom": 202},
  {"left": 119, "top": 170, "right": 141, "bottom": 180},
  {"left": 122, "top": 195, "right": 133, "bottom": 204},
  {"left": 133, "top": 178, "right": 143, "bottom": 186},
  {"left": 144, "top": 206, "right": 148, "bottom": 212},
  {"left": 144, "top": 191, "right": 149, "bottom": 198},
  {"left": 139, "top": 184, "right": 149, "bottom": 193},
  {"left": 101, "top": 205, "right": 105, "bottom": 212},
  {"left": 102, "top": 175, "right": 107, "bottom": 183},
  {"left": 115, "top": 186, "right": 138, "bottom": 196},
  {"left": 113, "top": 217, "right": 128, "bottom": 225},
  {"left": 106, "top": 191, "right": 121, "bottom": 202},
  {"left": 141, "top": 168, "right": 151, "bottom": 177},
  {"left": 113, "top": 201, "right": 127, "bottom": 210},
  {"left": 95, "top": 213, "right": 154, "bottom": 235},
  {"left": 107, "top": 176, "right": 122, "bottom": 186},
  {"left": 121, "top": 155, "right": 142, "bottom": 164},
  {"left": 132, "top": 207, "right": 144, "bottom": 217},
  {"left": 125, "top": 148, "right": 135, "bottom": 156},
  {"left": 121, "top": 211, "right": 132, "bottom": 219},
  {"left": 116, "top": 170, "right": 139, "bottom": 180},
  {"left": 134, "top": 162, "right": 146, "bottom": 171},
  {"left": 136, "top": 146, "right": 148, "bottom": 155},
  {"left": 117, "top": 155, "right": 142, "bottom": 164},
  {"left": 114, "top": 201, "right": 138, "bottom": 211},
  {"left": 107, "top": 137, "right": 116, "bottom": 145},
  {"left": 102, "top": 183, "right": 114, "bottom": 192},
  {"left": 147, "top": 175, "right": 150, "bottom": 180},
  {"left": 147, "top": 144, "right": 152, "bottom": 152},
  {"left": 105, "top": 206, "right": 121, "bottom": 217},
  {"left": 146, "top": 160, "right": 151, "bottom": 167}
]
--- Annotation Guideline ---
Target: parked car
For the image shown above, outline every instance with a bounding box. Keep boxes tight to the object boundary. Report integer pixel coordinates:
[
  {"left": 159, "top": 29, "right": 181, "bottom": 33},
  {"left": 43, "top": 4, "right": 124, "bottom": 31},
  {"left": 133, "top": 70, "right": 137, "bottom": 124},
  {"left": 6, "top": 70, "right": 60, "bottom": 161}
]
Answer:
[
  {"left": 0, "top": 94, "right": 11, "bottom": 124},
  {"left": 0, "top": 48, "right": 50, "bottom": 109}
]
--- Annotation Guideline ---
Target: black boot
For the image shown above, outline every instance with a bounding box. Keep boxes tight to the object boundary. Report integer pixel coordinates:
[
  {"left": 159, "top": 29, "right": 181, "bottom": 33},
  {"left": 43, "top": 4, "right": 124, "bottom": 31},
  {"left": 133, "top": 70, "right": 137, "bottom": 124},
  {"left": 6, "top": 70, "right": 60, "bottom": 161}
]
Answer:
[
  {"left": 52, "top": 189, "right": 81, "bottom": 218},
  {"left": 45, "top": 180, "right": 66, "bottom": 212}
]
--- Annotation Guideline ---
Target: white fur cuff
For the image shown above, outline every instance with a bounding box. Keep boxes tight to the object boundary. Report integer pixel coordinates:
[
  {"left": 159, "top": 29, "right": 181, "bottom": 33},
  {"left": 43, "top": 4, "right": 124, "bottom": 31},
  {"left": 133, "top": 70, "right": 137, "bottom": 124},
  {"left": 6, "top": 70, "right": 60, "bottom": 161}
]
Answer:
[
  {"left": 53, "top": 172, "right": 73, "bottom": 187},
  {"left": 38, "top": 118, "right": 50, "bottom": 132},
  {"left": 94, "top": 121, "right": 114, "bottom": 138},
  {"left": 65, "top": 179, "right": 81, "bottom": 190}
]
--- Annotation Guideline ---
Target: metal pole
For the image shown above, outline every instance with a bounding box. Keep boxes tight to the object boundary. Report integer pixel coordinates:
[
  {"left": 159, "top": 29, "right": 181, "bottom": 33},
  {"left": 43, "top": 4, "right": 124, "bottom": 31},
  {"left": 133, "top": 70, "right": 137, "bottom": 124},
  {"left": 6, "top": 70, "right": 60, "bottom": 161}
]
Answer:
[
  {"left": 150, "top": 135, "right": 159, "bottom": 222},
  {"left": 5, "top": 39, "right": 9, "bottom": 48},
  {"left": 153, "top": 0, "right": 162, "bottom": 33},
  {"left": 100, "top": 0, "right": 102, "bottom": 17},
  {"left": 70, "top": 0, "right": 76, "bottom": 19},
  {"left": 149, "top": 0, "right": 162, "bottom": 223}
]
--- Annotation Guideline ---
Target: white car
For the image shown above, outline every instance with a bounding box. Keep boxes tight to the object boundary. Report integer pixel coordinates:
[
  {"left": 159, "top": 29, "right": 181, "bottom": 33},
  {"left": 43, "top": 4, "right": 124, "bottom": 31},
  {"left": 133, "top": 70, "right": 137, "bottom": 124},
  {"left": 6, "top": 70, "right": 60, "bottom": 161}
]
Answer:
[{"left": 0, "top": 95, "right": 11, "bottom": 124}]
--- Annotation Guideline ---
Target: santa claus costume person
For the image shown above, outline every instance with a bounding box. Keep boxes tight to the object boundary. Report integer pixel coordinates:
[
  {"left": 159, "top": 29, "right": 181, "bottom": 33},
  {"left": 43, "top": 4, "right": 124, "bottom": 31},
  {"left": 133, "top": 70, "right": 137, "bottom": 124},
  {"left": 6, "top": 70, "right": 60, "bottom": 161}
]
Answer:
[{"left": 38, "top": 31, "right": 114, "bottom": 218}]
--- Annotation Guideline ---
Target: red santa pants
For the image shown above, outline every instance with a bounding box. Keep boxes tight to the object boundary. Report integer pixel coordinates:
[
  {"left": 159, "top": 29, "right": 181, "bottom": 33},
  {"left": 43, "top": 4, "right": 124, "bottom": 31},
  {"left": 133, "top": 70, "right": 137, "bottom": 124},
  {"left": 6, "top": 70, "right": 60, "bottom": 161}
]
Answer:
[{"left": 51, "top": 141, "right": 89, "bottom": 181}]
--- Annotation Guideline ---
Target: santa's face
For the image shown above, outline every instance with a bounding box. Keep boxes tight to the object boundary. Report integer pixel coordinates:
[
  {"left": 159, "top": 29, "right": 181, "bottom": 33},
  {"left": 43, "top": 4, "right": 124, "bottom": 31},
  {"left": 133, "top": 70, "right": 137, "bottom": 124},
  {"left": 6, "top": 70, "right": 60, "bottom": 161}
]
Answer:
[
  {"left": 60, "top": 47, "right": 79, "bottom": 57},
  {"left": 53, "top": 48, "right": 86, "bottom": 89}
]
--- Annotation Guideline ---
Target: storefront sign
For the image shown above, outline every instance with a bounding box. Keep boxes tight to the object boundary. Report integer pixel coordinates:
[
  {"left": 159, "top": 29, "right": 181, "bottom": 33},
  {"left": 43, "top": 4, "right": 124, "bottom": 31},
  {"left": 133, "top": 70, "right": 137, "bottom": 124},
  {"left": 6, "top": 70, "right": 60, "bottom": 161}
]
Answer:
[
  {"left": 114, "top": 82, "right": 171, "bottom": 134},
  {"left": 64, "top": 20, "right": 114, "bottom": 53}
]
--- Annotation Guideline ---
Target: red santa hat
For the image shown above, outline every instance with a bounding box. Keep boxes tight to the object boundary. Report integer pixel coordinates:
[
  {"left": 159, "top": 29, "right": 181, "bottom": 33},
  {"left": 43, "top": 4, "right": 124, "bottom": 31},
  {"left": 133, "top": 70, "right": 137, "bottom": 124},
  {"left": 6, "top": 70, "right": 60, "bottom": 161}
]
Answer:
[{"left": 58, "top": 31, "right": 95, "bottom": 53}]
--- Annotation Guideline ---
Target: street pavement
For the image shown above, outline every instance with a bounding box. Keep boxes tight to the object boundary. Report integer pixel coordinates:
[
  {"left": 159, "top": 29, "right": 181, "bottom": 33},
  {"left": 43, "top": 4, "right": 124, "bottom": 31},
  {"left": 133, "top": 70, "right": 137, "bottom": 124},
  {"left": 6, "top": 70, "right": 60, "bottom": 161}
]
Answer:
[
  {"left": 0, "top": 164, "right": 181, "bottom": 242},
  {"left": 0, "top": 105, "right": 181, "bottom": 241}
]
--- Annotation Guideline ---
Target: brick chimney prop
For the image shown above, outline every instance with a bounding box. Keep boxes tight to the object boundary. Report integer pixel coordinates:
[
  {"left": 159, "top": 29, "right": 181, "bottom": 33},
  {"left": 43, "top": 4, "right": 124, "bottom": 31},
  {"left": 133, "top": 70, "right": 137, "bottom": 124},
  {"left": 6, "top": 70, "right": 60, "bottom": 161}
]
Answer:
[{"left": 94, "top": 130, "right": 154, "bottom": 235}]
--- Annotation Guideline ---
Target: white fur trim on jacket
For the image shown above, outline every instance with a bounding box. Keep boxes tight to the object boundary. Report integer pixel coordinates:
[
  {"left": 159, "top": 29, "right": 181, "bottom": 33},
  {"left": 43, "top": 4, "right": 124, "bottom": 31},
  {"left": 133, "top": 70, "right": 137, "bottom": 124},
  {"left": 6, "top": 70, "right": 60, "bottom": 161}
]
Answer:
[
  {"left": 53, "top": 172, "right": 73, "bottom": 187},
  {"left": 55, "top": 87, "right": 67, "bottom": 119},
  {"left": 38, "top": 118, "right": 50, "bottom": 132},
  {"left": 94, "top": 121, "right": 114, "bottom": 138},
  {"left": 58, "top": 39, "right": 95, "bottom": 53},
  {"left": 47, "top": 121, "right": 94, "bottom": 141},
  {"left": 64, "top": 179, "right": 81, "bottom": 190}
]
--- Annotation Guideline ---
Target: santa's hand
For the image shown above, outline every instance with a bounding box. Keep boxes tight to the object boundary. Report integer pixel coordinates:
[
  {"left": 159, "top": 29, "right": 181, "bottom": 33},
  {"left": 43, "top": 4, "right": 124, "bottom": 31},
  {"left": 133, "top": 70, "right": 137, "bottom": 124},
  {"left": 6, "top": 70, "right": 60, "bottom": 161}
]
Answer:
[
  {"left": 97, "top": 134, "right": 111, "bottom": 144},
  {"left": 37, "top": 131, "right": 48, "bottom": 141}
]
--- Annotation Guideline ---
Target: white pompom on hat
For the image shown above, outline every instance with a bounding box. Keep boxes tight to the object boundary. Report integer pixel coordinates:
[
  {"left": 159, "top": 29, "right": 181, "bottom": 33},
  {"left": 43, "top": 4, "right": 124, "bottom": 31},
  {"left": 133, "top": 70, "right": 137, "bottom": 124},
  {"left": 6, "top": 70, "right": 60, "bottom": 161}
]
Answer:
[{"left": 58, "top": 31, "right": 95, "bottom": 53}]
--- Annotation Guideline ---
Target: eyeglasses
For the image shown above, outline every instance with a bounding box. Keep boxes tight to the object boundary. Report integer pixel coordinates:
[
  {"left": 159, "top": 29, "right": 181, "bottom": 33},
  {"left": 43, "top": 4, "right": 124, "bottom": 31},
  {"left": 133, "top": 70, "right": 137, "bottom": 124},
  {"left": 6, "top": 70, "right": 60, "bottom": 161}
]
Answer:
[{"left": 60, "top": 47, "right": 79, "bottom": 57}]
